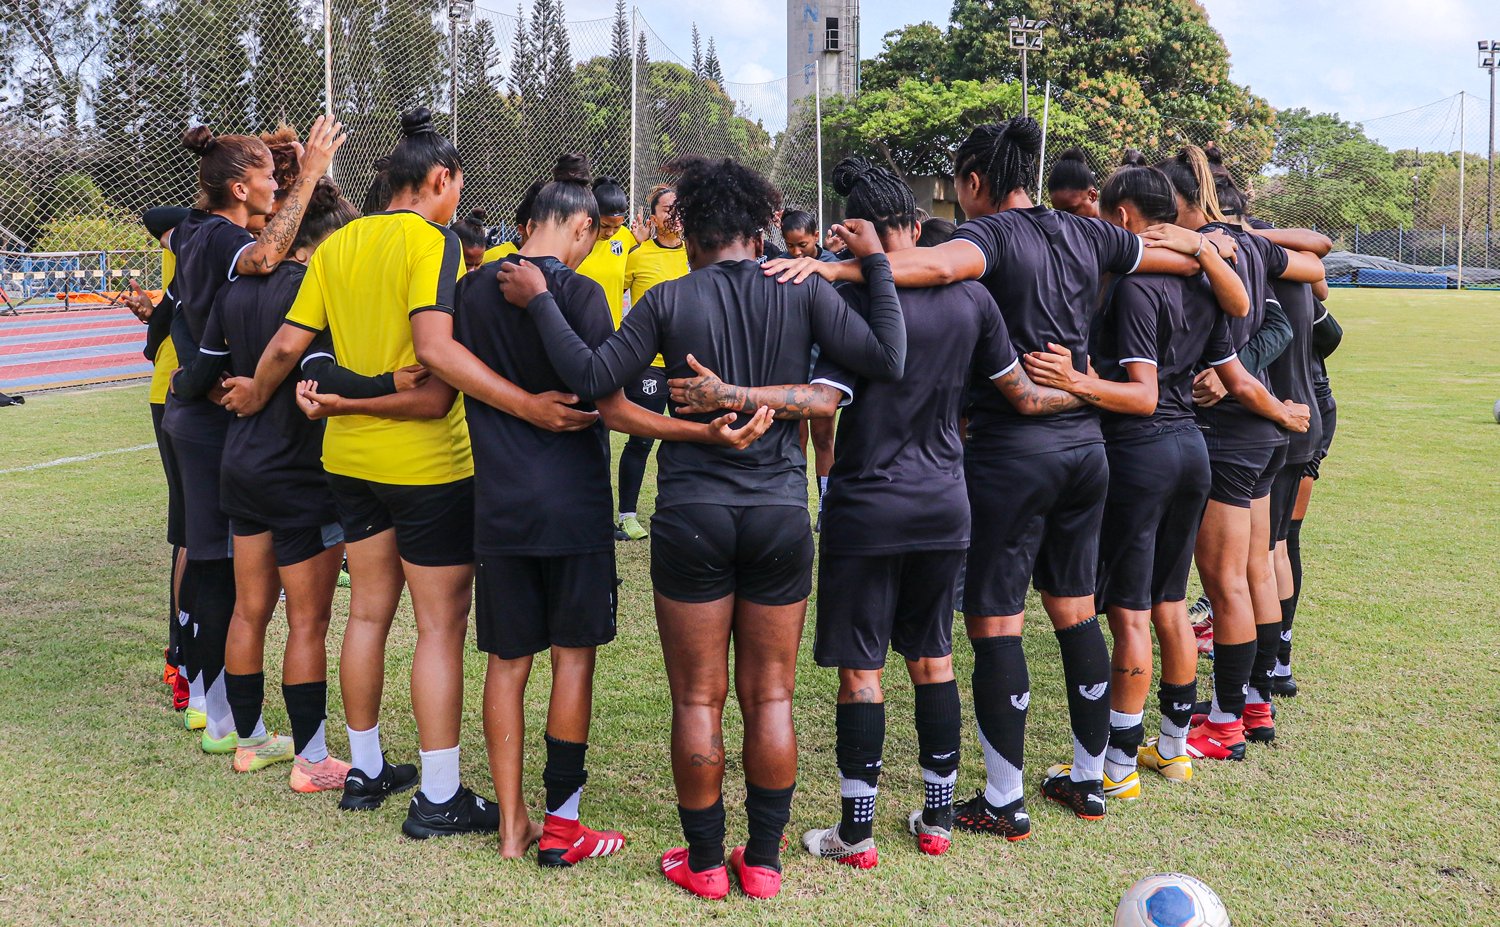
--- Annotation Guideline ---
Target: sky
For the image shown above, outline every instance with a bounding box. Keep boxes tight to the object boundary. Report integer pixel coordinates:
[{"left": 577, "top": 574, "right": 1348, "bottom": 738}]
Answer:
[{"left": 545, "top": 1, "right": 1497, "bottom": 121}]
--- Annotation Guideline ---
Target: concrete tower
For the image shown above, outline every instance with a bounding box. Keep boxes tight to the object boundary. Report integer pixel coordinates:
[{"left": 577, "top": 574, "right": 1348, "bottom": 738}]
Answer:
[{"left": 787, "top": 0, "right": 859, "bottom": 111}]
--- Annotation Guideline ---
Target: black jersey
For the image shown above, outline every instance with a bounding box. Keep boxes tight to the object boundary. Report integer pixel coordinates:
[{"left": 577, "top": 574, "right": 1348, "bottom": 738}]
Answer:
[
  {"left": 1194, "top": 225, "right": 1290, "bottom": 453},
  {"left": 1267, "top": 279, "right": 1324, "bottom": 464},
  {"left": 813, "top": 281, "right": 1018, "bottom": 554},
  {"left": 455, "top": 255, "right": 614, "bottom": 556},
  {"left": 524, "top": 254, "right": 906, "bottom": 510},
  {"left": 162, "top": 209, "right": 254, "bottom": 441},
  {"left": 1093, "top": 273, "right": 1236, "bottom": 443},
  {"left": 953, "top": 207, "right": 1143, "bottom": 458},
  {"left": 197, "top": 263, "right": 336, "bottom": 528}
]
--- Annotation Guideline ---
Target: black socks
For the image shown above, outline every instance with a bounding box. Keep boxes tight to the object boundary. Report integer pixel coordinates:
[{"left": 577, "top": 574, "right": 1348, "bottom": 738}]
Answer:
[
  {"left": 543, "top": 734, "right": 589, "bottom": 815},
  {"left": 744, "top": 782, "right": 796, "bottom": 871},
  {"left": 679, "top": 798, "right": 726, "bottom": 873},
  {"left": 617, "top": 436, "right": 652, "bottom": 515},
  {"left": 1212, "top": 640, "right": 1255, "bottom": 719},
  {"left": 1158, "top": 679, "right": 1197, "bottom": 736},
  {"left": 192, "top": 559, "right": 236, "bottom": 700},
  {"left": 1248, "top": 621, "right": 1282, "bottom": 703},
  {"left": 1056, "top": 617, "right": 1111, "bottom": 781},
  {"left": 281, "top": 680, "right": 327, "bottom": 756},
  {"left": 835, "top": 702, "right": 884, "bottom": 843},
  {"left": 224, "top": 671, "right": 263, "bottom": 739},
  {"left": 971, "top": 636, "right": 1028, "bottom": 805},
  {"left": 914, "top": 680, "right": 961, "bottom": 826},
  {"left": 1279, "top": 518, "right": 1304, "bottom": 668}
]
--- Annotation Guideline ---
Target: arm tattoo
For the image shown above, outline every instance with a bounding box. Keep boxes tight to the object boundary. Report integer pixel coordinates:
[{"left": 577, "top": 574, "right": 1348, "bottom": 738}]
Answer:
[
  {"left": 996, "top": 367, "right": 1087, "bottom": 415},
  {"left": 241, "top": 176, "right": 311, "bottom": 273},
  {"left": 689, "top": 733, "right": 725, "bottom": 767}
]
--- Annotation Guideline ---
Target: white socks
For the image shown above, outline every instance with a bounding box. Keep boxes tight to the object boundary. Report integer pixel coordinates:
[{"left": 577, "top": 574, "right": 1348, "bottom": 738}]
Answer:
[
  {"left": 204, "top": 674, "right": 233, "bottom": 740},
  {"left": 188, "top": 672, "right": 206, "bottom": 714},
  {"left": 552, "top": 788, "right": 583, "bottom": 821},
  {"left": 347, "top": 723, "right": 384, "bottom": 775},
  {"left": 300, "top": 721, "right": 329, "bottom": 764},
  {"left": 419, "top": 745, "right": 460, "bottom": 804},
  {"left": 979, "top": 727, "right": 1024, "bottom": 809},
  {"left": 1104, "top": 710, "right": 1143, "bottom": 782}
]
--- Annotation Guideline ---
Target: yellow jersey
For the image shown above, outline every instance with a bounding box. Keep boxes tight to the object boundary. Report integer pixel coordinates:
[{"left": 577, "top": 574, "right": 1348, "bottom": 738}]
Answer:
[
  {"left": 286, "top": 210, "right": 473, "bottom": 485},
  {"left": 576, "top": 228, "right": 635, "bottom": 329},
  {"left": 148, "top": 246, "right": 178, "bottom": 405},
  {"left": 482, "top": 241, "right": 519, "bottom": 264},
  {"left": 624, "top": 238, "right": 690, "bottom": 369}
]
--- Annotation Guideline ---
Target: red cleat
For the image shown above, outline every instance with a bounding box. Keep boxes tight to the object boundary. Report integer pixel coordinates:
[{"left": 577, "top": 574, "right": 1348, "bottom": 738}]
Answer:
[
  {"left": 162, "top": 649, "right": 177, "bottom": 687},
  {"left": 537, "top": 815, "right": 626, "bottom": 868},
  {"left": 1186, "top": 718, "right": 1246, "bottom": 761},
  {"left": 661, "top": 847, "right": 729, "bottom": 900},
  {"left": 171, "top": 668, "right": 190, "bottom": 711},
  {"left": 729, "top": 846, "right": 783, "bottom": 899},
  {"left": 1243, "top": 702, "right": 1276, "bottom": 743}
]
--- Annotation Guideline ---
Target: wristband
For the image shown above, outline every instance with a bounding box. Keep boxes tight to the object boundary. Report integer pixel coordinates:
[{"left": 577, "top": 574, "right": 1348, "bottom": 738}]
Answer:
[{"left": 1193, "top": 234, "right": 1205, "bottom": 258}]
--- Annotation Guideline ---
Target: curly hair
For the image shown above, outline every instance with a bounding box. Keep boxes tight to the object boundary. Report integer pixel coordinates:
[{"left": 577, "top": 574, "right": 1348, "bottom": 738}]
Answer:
[{"left": 668, "top": 155, "right": 781, "bottom": 251}]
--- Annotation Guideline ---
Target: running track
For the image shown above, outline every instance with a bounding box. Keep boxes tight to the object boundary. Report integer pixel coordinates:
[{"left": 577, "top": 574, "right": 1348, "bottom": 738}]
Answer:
[{"left": 0, "top": 305, "right": 152, "bottom": 393}]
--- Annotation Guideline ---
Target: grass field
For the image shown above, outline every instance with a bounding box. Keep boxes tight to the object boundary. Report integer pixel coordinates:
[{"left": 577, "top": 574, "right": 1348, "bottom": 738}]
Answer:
[{"left": 1, "top": 289, "right": 1497, "bottom": 926}]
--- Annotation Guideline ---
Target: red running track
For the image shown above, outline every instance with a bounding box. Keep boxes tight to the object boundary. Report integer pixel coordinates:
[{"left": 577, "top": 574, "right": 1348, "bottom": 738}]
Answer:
[{"left": 0, "top": 305, "right": 152, "bottom": 393}]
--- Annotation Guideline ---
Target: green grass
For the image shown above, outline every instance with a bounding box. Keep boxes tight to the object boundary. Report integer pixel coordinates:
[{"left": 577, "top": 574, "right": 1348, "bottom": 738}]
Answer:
[{"left": 1, "top": 289, "right": 1497, "bottom": 926}]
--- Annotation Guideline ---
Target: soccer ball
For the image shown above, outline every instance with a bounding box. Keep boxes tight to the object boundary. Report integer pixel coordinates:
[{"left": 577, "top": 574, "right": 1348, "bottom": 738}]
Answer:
[
  {"left": 1493, "top": 398, "right": 1500, "bottom": 423},
  {"left": 1115, "top": 874, "right": 1231, "bottom": 927}
]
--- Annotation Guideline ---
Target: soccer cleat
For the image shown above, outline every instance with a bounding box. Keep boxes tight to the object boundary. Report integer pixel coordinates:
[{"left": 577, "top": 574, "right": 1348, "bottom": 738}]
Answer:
[
  {"left": 953, "top": 791, "right": 1031, "bottom": 841},
  {"left": 728, "top": 846, "right": 783, "bottom": 899},
  {"left": 1104, "top": 769, "right": 1141, "bottom": 801},
  {"left": 537, "top": 815, "right": 627, "bottom": 868},
  {"left": 290, "top": 755, "right": 352, "bottom": 793},
  {"left": 336, "top": 559, "right": 350, "bottom": 588},
  {"left": 1271, "top": 673, "right": 1299, "bottom": 697},
  {"left": 232, "top": 733, "right": 294, "bottom": 772},
  {"left": 1138, "top": 739, "right": 1194, "bottom": 782},
  {"left": 1041, "top": 765, "right": 1107, "bottom": 820},
  {"left": 907, "top": 809, "right": 953, "bottom": 856},
  {"left": 801, "top": 824, "right": 878, "bottom": 869},
  {"left": 172, "top": 673, "right": 190, "bottom": 711},
  {"left": 401, "top": 786, "right": 500, "bottom": 839},
  {"left": 1188, "top": 594, "right": 1213, "bottom": 625},
  {"left": 339, "top": 756, "right": 418, "bottom": 811},
  {"left": 162, "top": 655, "right": 177, "bottom": 687},
  {"left": 1186, "top": 719, "right": 1247, "bottom": 761},
  {"left": 661, "top": 847, "right": 730, "bottom": 900},
  {"left": 617, "top": 514, "right": 647, "bottom": 541},
  {"left": 201, "top": 729, "right": 238, "bottom": 755},
  {"left": 184, "top": 707, "right": 207, "bottom": 731},
  {"left": 1243, "top": 702, "right": 1276, "bottom": 743}
]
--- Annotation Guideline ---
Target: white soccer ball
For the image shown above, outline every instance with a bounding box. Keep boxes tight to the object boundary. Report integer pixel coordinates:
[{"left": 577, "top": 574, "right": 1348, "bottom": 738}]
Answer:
[
  {"left": 1493, "top": 398, "right": 1500, "bottom": 423},
  {"left": 1115, "top": 873, "right": 1231, "bottom": 927}
]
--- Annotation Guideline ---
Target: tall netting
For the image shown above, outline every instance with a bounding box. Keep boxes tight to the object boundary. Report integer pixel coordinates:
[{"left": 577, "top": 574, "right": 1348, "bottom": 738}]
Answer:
[
  {"left": 0, "top": 1, "right": 823, "bottom": 269},
  {"left": 1038, "top": 85, "right": 1500, "bottom": 280}
]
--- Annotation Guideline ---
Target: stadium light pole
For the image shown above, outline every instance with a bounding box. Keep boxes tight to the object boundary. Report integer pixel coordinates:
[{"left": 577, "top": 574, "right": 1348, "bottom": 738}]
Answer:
[
  {"left": 450, "top": 0, "right": 475, "bottom": 145},
  {"left": 1478, "top": 41, "right": 1497, "bottom": 270},
  {"left": 1008, "top": 17, "right": 1048, "bottom": 118}
]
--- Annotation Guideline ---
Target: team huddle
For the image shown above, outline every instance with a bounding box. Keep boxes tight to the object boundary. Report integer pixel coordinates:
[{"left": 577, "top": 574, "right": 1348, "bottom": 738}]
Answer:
[{"left": 130, "top": 104, "right": 1341, "bottom": 901}]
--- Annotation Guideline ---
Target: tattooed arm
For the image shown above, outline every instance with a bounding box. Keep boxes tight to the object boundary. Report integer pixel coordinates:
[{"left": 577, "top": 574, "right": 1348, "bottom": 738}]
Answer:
[
  {"left": 1020, "top": 344, "right": 1157, "bottom": 416},
  {"left": 667, "top": 354, "right": 842, "bottom": 421},
  {"left": 232, "top": 117, "right": 347, "bottom": 277},
  {"left": 991, "top": 361, "right": 1092, "bottom": 415}
]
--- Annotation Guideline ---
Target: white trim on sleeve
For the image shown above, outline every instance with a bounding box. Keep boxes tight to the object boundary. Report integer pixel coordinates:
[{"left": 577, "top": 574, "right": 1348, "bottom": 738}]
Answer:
[
  {"left": 988, "top": 358, "right": 1020, "bottom": 380},
  {"left": 810, "top": 377, "right": 855, "bottom": 407},
  {"left": 954, "top": 237, "right": 989, "bottom": 277},
  {"left": 197, "top": 347, "right": 230, "bottom": 356},
  {"left": 1208, "top": 353, "right": 1238, "bottom": 367},
  {"left": 301, "top": 351, "right": 335, "bottom": 368},
  {"left": 1125, "top": 236, "right": 1144, "bottom": 274},
  {"left": 1119, "top": 356, "right": 1158, "bottom": 366},
  {"left": 227, "top": 241, "right": 256, "bottom": 281}
]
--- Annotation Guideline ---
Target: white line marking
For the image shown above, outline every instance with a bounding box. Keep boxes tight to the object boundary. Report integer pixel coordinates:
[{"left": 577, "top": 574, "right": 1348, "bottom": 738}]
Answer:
[{"left": 0, "top": 442, "right": 154, "bottom": 474}]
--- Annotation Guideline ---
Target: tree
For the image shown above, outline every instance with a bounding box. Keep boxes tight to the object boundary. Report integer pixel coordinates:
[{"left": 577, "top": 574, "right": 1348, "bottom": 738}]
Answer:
[
  {"left": 690, "top": 24, "right": 702, "bottom": 78},
  {"left": 246, "top": 0, "right": 324, "bottom": 131},
  {"left": 0, "top": 0, "right": 103, "bottom": 128},
  {"left": 609, "top": 0, "right": 631, "bottom": 86},
  {"left": 1252, "top": 109, "right": 1410, "bottom": 231},
  {"left": 860, "top": 23, "right": 952, "bottom": 92},
  {"left": 703, "top": 38, "right": 723, "bottom": 88}
]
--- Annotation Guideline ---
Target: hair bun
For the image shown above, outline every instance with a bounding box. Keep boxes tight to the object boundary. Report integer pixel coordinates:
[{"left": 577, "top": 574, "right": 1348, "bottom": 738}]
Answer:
[
  {"left": 830, "top": 156, "right": 875, "bottom": 197},
  {"left": 372, "top": 156, "right": 391, "bottom": 172},
  {"left": 1058, "top": 147, "right": 1088, "bottom": 164},
  {"left": 1003, "top": 117, "right": 1044, "bottom": 155},
  {"left": 1120, "top": 149, "right": 1148, "bottom": 167},
  {"left": 181, "top": 125, "right": 218, "bottom": 157},
  {"left": 1203, "top": 142, "right": 1225, "bottom": 166},
  {"left": 467, "top": 208, "right": 488, "bottom": 224},
  {"left": 309, "top": 177, "right": 344, "bottom": 212},
  {"left": 399, "top": 107, "right": 435, "bottom": 138},
  {"left": 592, "top": 174, "right": 619, "bottom": 190},
  {"left": 553, "top": 153, "right": 592, "bottom": 184}
]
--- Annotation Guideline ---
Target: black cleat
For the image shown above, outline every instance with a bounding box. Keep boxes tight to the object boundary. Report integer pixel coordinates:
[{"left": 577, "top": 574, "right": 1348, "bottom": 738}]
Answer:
[
  {"left": 401, "top": 786, "right": 501, "bottom": 839},
  {"left": 1041, "top": 767, "right": 1107, "bottom": 820},
  {"left": 339, "top": 756, "right": 418, "bottom": 811},
  {"left": 953, "top": 791, "right": 1031, "bottom": 841},
  {"left": 1271, "top": 673, "right": 1299, "bottom": 697}
]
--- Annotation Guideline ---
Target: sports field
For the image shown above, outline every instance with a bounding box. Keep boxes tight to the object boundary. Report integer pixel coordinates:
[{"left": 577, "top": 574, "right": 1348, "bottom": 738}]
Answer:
[{"left": 0, "top": 288, "right": 1496, "bottom": 926}]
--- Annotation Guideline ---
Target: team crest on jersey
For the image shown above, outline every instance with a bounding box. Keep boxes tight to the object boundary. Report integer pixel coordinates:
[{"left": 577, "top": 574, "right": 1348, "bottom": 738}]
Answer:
[
  {"left": 641, "top": 377, "right": 658, "bottom": 396},
  {"left": 611, "top": 240, "right": 624, "bottom": 256}
]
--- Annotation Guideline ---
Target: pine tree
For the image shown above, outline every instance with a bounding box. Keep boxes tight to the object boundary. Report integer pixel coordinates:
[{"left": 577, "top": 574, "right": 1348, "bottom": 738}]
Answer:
[
  {"left": 508, "top": 2, "right": 538, "bottom": 99},
  {"left": 610, "top": 0, "right": 632, "bottom": 85},
  {"left": 690, "top": 24, "right": 702, "bottom": 78},
  {"left": 703, "top": 37, "right": 723, "bottom": 87}
]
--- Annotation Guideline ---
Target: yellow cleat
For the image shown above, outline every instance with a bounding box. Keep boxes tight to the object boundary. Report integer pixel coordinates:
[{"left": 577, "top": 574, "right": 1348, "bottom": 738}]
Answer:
[
  {"left": 1104, "top": 769, "right": 1141, "bottom": 801},
  {"left": 201, "top": 729, "right": 238, "bottom": 755},
  {"left": 232, "top": 734, "right": 295, "bottom": 772},
  {"left": 1138, "top": 739, "right": 1194, "bottom": 782},
  {"left": 184, "top": 708, "right": 207, "bottom": 731}
]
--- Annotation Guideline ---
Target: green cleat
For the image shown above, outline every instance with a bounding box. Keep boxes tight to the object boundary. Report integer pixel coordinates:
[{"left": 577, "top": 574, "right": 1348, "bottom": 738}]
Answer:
[
  {"left": 184, "top": 707, "right": 207, "bottom": 731},
  {"left": 201, "top": 729, "right": 238, "bottom": 755},
  {"left": 617, "top": 514, "right": 648, "bottom": 541},
  {"left": 233, "top": 734, "right": 295, "bottom": 772}
]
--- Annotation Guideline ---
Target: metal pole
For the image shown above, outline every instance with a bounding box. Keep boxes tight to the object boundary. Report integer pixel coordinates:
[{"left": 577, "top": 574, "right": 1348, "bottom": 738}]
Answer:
[
  {"left": 1488, "top": 66, "right": 1495, "bottom": 269},
  {"left": 322, "top": 0, "right": 334, "bottom": 118},
  {"left": 449, "top": 6, "right": 460, "bottom": 144},
  {"left": 1021, "top": 49, "right": 1028, "bottom": 119},
  {"left": 815, "top": 58, "right": 824, "bottom": 241},
  {"left": 1458, "top": 92, "right": 1466, "bottom": 289},
  {"left": 1036, "top": 81, "right": 1051, "bottom": 202},
  {"left": 629, "top": 7, "right": 638, "bottom": 210}
]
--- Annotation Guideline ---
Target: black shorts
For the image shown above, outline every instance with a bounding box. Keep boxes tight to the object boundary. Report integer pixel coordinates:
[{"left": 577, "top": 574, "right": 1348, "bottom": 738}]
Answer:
[
  {"left": 326, "top": 474, "right": 474, "bottom": 567},
  {"left": 1268, "top": 463, "right": 1304, "bottom": 546},
  {"left": 171, "top": 433, "right": 233, "bottom": 560},
  {"left": 1099, "top": 429, "right": 1212, "bottom": 612},
  {"left": 1207, "top": 442, "right": 1285, "bottom": 508},
  {"left": 964, "top": 444, "right": 1109, "bottom": 616},
  {"left": 624, "top": 367, "right": 668, "bottom": 415},
  {"left": 815, "top": 549, "right": 964, "bottom": 669},
  {"left": 1306, "top": 396, "right": 1337, "bottom": 480},
  {"left": 475, "top": 552, "right": 618, "bottom": 659},
  {"left": 650, "top": 504, "right": 813, "bottom": 606},
  {"left": 231, "top": 518, "right": 344, "bottom": 568},
  {"left": 151, "top": 404, "right": 186, "bottom": 549}
]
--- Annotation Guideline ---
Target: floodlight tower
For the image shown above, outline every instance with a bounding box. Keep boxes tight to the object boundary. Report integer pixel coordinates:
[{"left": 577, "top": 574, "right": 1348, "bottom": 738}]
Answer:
[
  {"left": 449, "top": 0, "right": 475, "bottom": 144},
  {"left": 1478, "top": 40, "right": 1497, "bottom": 269},
  {"left": 1008, "top": 16, "right": 1048, "bottom": 118}
]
